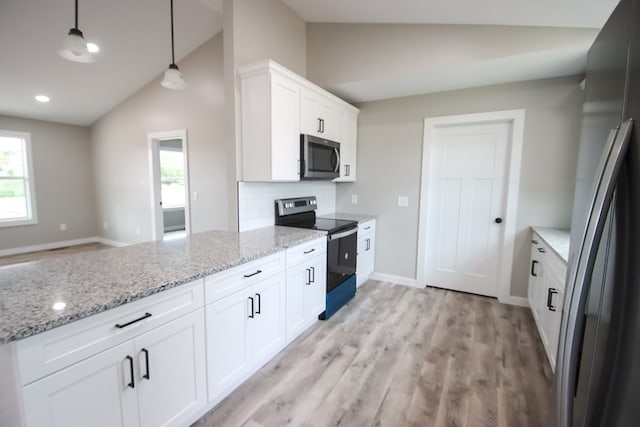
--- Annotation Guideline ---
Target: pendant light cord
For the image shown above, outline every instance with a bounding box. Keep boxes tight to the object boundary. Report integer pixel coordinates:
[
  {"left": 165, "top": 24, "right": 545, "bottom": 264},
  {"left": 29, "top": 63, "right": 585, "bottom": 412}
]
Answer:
[
  {"left": 74, "top": 0, "right": 79, "bottom": 29},
  {"left": 170, "top": 0, "right": 176, "bottom": 65}
]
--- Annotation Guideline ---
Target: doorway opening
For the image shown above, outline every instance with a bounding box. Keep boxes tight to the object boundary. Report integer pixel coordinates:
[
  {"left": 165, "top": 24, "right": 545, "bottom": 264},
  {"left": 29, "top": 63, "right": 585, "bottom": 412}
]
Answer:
[
  {"left": 416, "top": 110, "right": 525, "bottom": 302},
  {"left": 148, "top": 130, "right": 190, "bottom": 241}
]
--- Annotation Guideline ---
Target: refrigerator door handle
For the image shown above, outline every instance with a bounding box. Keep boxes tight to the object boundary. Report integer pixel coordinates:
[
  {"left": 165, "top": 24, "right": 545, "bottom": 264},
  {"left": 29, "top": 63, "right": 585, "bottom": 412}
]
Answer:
[{"left": 555, "top": 120, "right": 633, "bottom": 427}]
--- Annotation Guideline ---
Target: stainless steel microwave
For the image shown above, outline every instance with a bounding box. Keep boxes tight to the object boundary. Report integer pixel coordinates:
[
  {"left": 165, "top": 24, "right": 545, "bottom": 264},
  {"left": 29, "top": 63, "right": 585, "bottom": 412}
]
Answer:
[{"left": 300, "top": 134, "right": 340, "bottom": 180}]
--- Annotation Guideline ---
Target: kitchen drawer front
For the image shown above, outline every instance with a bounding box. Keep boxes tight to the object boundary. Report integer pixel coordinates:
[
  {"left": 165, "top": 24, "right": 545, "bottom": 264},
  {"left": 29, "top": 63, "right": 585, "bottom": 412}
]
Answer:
[
  {"left": 205, "top": 252, "right": 285, "bottom": 304},
  {"left": 546, "top": 251, "right": 567, "bottom": 291},
  {"left": 358, "top": 219, "right": 376, "bottom": 235},
  {"left": 16, "top": 279, "right": 204, "bottom": 386},
  {"left": 285, "top": 237, "right": 327, "bottom": 268}
]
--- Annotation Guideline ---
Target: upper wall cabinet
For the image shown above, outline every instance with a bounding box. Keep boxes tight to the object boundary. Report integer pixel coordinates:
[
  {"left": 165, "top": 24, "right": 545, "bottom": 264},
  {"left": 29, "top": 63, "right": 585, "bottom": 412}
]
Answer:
[{"left": 239, "top": 60, "right": 359, "bottom": 182}]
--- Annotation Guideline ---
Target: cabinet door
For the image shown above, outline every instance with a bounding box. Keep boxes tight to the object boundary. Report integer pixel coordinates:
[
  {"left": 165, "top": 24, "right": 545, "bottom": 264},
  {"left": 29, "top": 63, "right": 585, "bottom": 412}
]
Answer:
[
  {"left": 251, "top": 272, "right": 286, "bottom": 368},
  {"left": 543, "top": 276, "right": 565, "bottom": 370},
  {"left": 528, "top": 239, "right": 542, "bottom": 321},
  {"left": 206, "top": 289, "right": 253, "bottom": 404},
  {"left": 22, "top": 341, "right": 138, "bottom": 427},
  {"left": 305, "top": 255, "right": 327, "bottom": 318},
  {"left": 285, "top": 262, "right": 308, "bottom": 342},
  {"left": 136, "top": 309, "right": 206, "bottom": 427},
  {"left": 334, "top": 107, "right": 358, "bottom": 182},
  {"left": 301, "top": 89, "right": 337, "bottom": 139},
  {"left": 271, "top": 72, "right": 301, "bottom": 181},
  {"left": 357, "top": 224, "right": 376, "bottom": 287}
]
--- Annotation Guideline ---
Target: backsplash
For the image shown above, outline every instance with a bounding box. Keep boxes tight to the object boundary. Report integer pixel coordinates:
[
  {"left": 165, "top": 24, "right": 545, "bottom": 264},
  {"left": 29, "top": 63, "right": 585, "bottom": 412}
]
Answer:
[{"left": 238, "top": 182, "right": 336, "bottom": 231}]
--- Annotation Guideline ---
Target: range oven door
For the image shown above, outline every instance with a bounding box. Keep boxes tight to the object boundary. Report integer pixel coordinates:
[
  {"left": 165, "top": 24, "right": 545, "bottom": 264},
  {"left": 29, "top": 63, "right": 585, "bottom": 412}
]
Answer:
[
  {"left": 326, "top": 226, "right": 357, "bottom": 292},
  {"left": 300, "top": 134, "right": 340, "bottom": 180}
]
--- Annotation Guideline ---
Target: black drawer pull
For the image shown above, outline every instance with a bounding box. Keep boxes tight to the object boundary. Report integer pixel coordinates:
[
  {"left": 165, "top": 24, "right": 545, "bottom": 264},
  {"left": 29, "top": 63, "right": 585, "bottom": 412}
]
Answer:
[
  {"left": 126, "top": 356, "right": 135, "bottom": 388},
  {"left": 306, "top": 268, "right": 311, "bottom": 285},
  {"left": 310, "top": 266, "right": 315, "bottom": 283},
  {"left": 304, "top": 248, "right": 316, "bottom": 254},
  {"left": 255, "top": 293, "right": 261, "bottom": 314},
  {"left": 547, "top": 288, "right": 559, "bottom": 311},
  {"left": 538, "top": 248, "right": 546, "bottom": 253},
  {"left": 248, "top": 297, "right": 255, "bottom": 318},
  {"left": 243, "top": 270, "right": 263, "bottom": 278},
  {"left": 142, "top": 349, "right": 150, "bottom": 380},
  {"left": 364, "top": 226, "right": 371, "bottom": 230},
  {"left": 531, "top": 260, "right": 539, "bottom": 277},
  {"left": 531, "top": 239, "right": 539, "bottom": 244},
  {"left": 115, "top": 312, "right": 152, "bottom": 329}
]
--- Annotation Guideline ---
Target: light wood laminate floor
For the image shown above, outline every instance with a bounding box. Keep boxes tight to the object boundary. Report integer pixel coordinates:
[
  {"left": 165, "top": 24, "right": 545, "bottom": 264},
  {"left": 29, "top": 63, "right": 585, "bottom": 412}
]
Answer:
[{"left": 193, "top": 281, "right": 553, "bottom": 427}]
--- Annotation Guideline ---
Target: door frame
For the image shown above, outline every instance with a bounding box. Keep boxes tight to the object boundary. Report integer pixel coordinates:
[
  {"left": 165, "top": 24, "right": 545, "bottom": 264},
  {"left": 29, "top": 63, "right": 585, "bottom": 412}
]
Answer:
[
  {"left": 416, "top": 109, "right": 525, "bottom": 303},
  {"left": 148, "top": 129, "right": 191, "bottom": 241}
]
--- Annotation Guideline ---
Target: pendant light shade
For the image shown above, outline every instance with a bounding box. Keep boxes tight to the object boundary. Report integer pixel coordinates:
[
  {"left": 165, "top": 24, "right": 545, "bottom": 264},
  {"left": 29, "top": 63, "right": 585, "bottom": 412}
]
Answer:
[
  {"left": 161, "top": 0, "right": 187, "bottom": 90},
  {"left": 58, "top": 0, "right": 95, "bottom": 63}
]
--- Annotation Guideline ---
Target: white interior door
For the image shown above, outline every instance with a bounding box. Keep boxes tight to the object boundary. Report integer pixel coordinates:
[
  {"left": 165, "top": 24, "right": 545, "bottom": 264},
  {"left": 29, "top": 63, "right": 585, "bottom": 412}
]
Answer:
[{"left": 423, "top": 121, "right": 511, "bottom": 297}]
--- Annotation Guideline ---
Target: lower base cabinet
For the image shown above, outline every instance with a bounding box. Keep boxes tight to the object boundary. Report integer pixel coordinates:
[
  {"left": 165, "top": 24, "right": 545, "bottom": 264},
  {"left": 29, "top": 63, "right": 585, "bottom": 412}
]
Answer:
[
  {"left": 205, "top": 272, "right": 286, "bottom": 405},
  {"left": 22, "top": 309, "right": 207, "bottom": 427},
  {"left": 357, "top": 220, "right": 376, "bottom": 287}
]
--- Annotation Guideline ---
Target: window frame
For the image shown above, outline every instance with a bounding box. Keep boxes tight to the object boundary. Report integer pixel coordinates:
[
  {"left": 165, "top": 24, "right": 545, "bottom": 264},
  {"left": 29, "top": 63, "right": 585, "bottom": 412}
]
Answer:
[{"left": 0, "top": 130, "right": 38, "bottom": 228}]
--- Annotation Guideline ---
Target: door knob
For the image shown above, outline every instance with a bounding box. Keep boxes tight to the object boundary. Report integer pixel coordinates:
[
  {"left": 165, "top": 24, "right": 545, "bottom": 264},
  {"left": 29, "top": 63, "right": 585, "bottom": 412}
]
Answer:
[{"left": 495, "top": 217, "right": 503, "bottom": 224}]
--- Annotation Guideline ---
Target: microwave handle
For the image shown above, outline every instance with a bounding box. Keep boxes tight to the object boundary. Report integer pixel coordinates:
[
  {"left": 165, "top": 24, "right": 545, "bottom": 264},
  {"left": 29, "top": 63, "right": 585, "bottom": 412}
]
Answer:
[{"left": 332, "top": 148, "right": 340, "bottom": 173}]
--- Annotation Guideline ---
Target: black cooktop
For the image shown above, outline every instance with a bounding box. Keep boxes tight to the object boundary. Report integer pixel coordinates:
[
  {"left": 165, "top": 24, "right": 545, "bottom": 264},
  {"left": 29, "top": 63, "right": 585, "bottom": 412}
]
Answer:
[{"left": 284, "top": 217, "right": 356, "bottom": 233}]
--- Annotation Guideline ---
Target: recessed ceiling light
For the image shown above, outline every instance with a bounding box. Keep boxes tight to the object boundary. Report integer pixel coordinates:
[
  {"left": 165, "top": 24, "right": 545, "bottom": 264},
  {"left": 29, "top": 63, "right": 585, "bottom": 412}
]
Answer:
[
  {"left": 86, "top": 42, "right": 100, "bottom": 53},
  {"left": 35, "top": 95, "right": 50, "bottom": 103}
]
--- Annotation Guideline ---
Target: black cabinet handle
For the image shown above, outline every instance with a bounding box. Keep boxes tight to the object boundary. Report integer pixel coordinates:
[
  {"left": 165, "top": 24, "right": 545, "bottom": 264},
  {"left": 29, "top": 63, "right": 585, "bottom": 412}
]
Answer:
[
  {"left": 306, "top": 268, "right": 311, "bottom": 285},
  {"left": 364, "top": 226, "right": 372, "bottom": 231},
  {"left": 495, "top": 217, "right": 503, "bottom": 224},
  {"left": 126, "top": 356, "right": 135, "bottom": 388},
  {"left": 531, "top": 260, "right": 539, "bottom": 277},
  {"left": 532, "top": 239, "right": 539, "bottom": 244},
  {"left": 310, "top": 266, "right": 315, "bottom": 283},
  {"left": 243, "top": 270, "right": 262, "bottom": 278},
  {"left": 547, "top": 288, "right": 559, "bottom": 311},
  {"left": 538, "top": 248, "right": 546, "bottom": 253},
  {"left": 141, "top": 349, "right": 150, "bottom": 380},
  {"left": 317, "top": 118, "right": 322, "bottom": 133},
  {"left": 321, "top": 118, "right": 325, "bottom": 133},
  {"left": 304, "top": 248, "right": 316, "bottom": 254},
  {"left": 115, "top": 312, "right": 152, "bottom": 329},
  {"left": 366, "top": 238, "right": 371, "bottom": 251},
  {"left": 255, "top": 293, "right": 261, "bottom": 314},
  {"left": 248, "top": 297, "right": 254, "bottom": 318}
]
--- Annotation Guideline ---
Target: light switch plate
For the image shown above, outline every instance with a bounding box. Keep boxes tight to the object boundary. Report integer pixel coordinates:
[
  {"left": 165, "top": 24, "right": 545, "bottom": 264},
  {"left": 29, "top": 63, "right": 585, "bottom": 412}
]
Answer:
[
  {"left": 398, "top": 196, "right": 409, "bottom": 207},
  {"left": 352, "top": 194, "right": 358, "bottom": 204}
]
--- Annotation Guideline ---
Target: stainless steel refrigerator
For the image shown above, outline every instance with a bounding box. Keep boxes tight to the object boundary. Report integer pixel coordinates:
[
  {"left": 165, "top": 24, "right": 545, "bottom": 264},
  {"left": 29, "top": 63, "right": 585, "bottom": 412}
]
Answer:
[{"left": 553, "top": 0, "right": 639, "bottom": 425}]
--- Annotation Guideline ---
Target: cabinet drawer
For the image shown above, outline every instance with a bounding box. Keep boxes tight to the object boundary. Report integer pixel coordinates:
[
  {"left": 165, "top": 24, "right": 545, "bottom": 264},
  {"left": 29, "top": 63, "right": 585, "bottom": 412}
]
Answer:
[
  {"left": 285, "top": 237, "right": 327, "bottom": 268},
  {"left": 359, "top": 220, "right": 375, "bottom": 235},
  {"left": 205, "top": 252, "right": 285, "bottom": 304},
  {"left": 16, "top": 279, "right": 204, "bottom": 386},
  {"left": 546, "top": 251, "right": 567, "bottom": 290}
]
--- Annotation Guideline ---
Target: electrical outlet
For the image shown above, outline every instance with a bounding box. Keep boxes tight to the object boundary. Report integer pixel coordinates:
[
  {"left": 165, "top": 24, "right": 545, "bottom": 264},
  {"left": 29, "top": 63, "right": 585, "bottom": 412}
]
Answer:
[
  {"left": 59, "top": 223, "right": 67, "bottom": 231},
  {"left": 136, "top": 227, "right": 140, "bottom": 235},
  {"left": 103, "top": 222, "right": 109, "bottom": 230},
  {"left": 398, "top": 196, "right": 409, "bottom": 207},
  {"left": 193, "top": 191, "right": 199, "bottom": 201},
  {"left": 351, "top": 194, "right": 358, "bottom": 205}
]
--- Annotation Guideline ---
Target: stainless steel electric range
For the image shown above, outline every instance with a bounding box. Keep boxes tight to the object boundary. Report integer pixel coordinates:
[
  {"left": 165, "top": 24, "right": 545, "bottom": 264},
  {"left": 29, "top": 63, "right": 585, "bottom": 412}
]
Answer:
[{"left": 275, "top": 196, "right": 357, "bottom": 319}]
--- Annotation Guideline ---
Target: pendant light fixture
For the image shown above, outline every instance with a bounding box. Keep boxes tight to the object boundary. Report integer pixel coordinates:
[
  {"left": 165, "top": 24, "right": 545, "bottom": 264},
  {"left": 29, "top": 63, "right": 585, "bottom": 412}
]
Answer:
[
  {"left": 58, "top": 0, "right": 95, "bottom": 63},
  {"left": 161, "top": 0, "right": 187, "bottom": 90}
]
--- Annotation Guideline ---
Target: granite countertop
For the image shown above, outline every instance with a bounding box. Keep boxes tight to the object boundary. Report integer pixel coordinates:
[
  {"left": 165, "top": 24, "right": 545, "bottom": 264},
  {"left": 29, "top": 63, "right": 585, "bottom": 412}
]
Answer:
[
  {"left": 532, "top": 226, "right": 571, "bottom": 263},
  {"left": 321, "top": 212, "right": 377, "bottom": 223},
  {"left": 0, "top": 226, "right": 326, "bottom": 344}
]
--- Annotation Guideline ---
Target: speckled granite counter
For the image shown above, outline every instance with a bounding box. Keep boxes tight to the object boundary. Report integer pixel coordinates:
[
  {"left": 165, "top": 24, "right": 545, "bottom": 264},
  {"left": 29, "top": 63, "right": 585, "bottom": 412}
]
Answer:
[
  {"left": 0, "top": 226, "right": 325, "bottom": 344},
  {"left": 532, "top": 226, "right": 571, "bottom": 263},
  {"left": 321, "top": 212, "right": 377, "bottom": 223}
]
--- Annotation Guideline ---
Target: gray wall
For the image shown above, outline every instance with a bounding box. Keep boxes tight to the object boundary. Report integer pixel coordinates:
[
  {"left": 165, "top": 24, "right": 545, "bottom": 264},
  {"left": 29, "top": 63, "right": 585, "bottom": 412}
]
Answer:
[
  {"left": 335, "top": 76, "right": 583, "bottom": 298},
  {"left": 91, "top": 34, "right": 230, "bottom": 244},
  {"left": 163, "top": 208, "right": 185, "bottom": 232},
  {"left": 0, "top": 116, "right": 96, "bottom": 251}
]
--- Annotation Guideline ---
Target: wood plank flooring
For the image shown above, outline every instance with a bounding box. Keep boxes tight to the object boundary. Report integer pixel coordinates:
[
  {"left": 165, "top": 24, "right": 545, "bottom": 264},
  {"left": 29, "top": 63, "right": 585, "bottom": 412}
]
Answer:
[
  {"left": 193, "top": 281, "right": 553, "bottom": 427},
  {"left": 0, "top": 242, "right": 110, "bottom": 267}
]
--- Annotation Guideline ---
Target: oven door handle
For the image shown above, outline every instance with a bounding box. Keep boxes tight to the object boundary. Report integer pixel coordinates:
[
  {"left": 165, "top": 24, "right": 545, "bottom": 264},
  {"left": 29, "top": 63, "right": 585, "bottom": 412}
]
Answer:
[{"left": 329, "top": 227, "right": 358, "bottom": 240}]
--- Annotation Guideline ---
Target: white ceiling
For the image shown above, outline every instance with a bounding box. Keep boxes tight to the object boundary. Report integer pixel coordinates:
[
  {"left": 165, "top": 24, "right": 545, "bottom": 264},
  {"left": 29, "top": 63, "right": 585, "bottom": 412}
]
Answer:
[{"left": 0, "top": 0, "right": 619, "bottom": 126}]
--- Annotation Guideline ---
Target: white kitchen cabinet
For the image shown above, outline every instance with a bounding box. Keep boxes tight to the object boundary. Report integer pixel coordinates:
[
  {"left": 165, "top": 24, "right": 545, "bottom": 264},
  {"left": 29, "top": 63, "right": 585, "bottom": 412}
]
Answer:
[
  {"left": 205, "top": 270, "right": 286, "bottom": 405},
  {"left": 240, "top": 64, "right": 301, "bottom": 182},
  {"left": 527, "top": 232, "right": 567, "bottom": 371},
  {"left": 300, "top": 87, "right": 339, "bottom": 141},
  {"left": 356, "top": 220, "right": 376, "bottom": 287},
  {"left": 21, "top": 309, "right": 207, "bottom": 427},
  {"left": 285, "top": 238, "right": 327, "bottom": 343},
  {"left": 239, "top": 60, "right": 360, "bottom": 183},
  {"left": 333, "top": 105, "right": 358, "bottom": 182}
]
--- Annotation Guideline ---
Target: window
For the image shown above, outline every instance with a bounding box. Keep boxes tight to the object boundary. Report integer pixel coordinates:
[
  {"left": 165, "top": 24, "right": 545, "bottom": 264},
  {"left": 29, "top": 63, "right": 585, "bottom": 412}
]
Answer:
[
  {"left": 0, "top": 131, "right": 37, "bottom": 227},
  {"left": 159, "top": 149, "right": 185, "bottom": 209}
]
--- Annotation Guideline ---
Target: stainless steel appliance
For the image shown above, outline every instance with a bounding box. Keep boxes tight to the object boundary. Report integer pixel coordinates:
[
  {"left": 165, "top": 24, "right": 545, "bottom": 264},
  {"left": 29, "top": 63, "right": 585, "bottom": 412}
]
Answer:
[
  {"left": 275, "top": 196, "right": 357, "bottom": 319},
  {"left": 554, "top": 0, "right": 639, "bottom": 425},
  {"left": 300, "top": 134, "right": 340, "bottom": 180}
]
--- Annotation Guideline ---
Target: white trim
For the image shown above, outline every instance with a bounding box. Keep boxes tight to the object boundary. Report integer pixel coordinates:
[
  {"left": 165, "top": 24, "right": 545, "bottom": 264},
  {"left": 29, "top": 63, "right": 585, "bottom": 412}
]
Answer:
[
  {"left": 416, "top": 109, "right": 526, "bottom": 302},
  {"left": 0, "top": 237, "right": 127, "bottom": 257},
  {"left": 148, "top": 130, "right": 191, "bottom": 241},
  {"left": 369, "top": 272, "right": 420, "bottom": 288},
  {"left": 499, "top": 296, "right": 529, "bottom": 307}
]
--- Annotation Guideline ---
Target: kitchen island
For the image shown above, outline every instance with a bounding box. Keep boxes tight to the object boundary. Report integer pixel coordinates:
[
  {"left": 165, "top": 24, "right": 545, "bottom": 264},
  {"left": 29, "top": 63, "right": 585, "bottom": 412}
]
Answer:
[{"left": 0, "top": 226, "right": 326, "bottom": 427}]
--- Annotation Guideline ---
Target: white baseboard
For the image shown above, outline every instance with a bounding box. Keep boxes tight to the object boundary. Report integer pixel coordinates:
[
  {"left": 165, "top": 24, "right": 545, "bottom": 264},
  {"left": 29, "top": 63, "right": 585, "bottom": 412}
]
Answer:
[
  {"left": 498, "top": 296, "right": 529, "bottom": 307},
  {"left": 369, "top": 272, "right": 421, "bottom": 288},
  {"left": 0, "top": 237, "right": 127, "bottom": 257}
]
